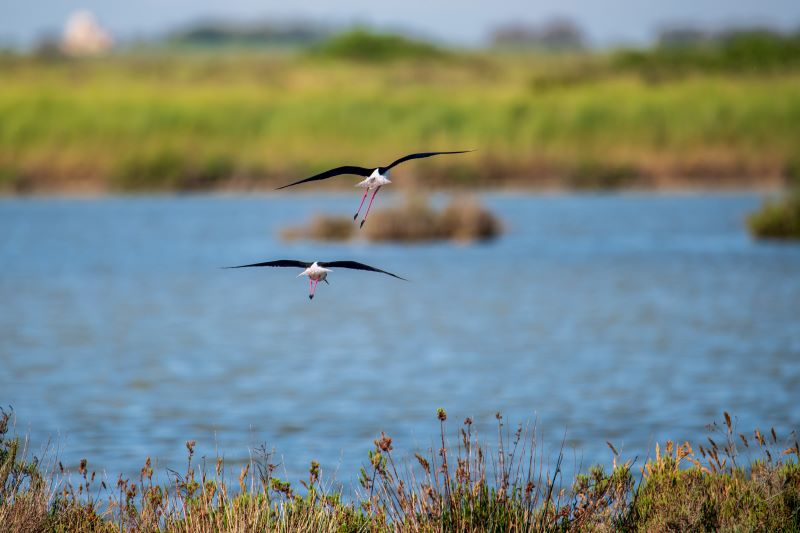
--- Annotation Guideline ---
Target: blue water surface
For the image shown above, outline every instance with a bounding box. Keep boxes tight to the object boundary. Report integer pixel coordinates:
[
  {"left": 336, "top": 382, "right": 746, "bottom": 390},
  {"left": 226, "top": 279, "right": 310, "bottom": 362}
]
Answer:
[{"left": 1, "top": 193, "right": 799, "bottom": 489}]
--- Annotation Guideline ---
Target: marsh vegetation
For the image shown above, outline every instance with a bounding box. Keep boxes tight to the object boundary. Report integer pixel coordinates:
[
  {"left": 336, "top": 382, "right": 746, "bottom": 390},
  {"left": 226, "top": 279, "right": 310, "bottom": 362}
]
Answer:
[
  {"left": 2, "top": 29, "right": 800, "bottom": 193},
  {"left": 2, "top": 409, "right": 798, "bottom": 531}
]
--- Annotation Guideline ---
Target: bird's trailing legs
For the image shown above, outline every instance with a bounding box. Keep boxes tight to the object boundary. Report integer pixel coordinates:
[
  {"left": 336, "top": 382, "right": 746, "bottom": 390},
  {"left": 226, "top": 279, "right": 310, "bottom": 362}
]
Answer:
[
  {"left": 354, "top": 188, "right": 370, "bottom": 220},
  {"left": 360, "top": 186, "right": 382, "bottom": 228},
  {"left": 308, "top": 279, "right": 319, "bottom": 300}
]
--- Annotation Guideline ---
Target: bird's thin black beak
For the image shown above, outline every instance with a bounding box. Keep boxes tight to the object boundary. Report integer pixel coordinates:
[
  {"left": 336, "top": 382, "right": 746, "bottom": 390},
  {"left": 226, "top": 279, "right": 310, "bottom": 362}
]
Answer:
[{"left": 309, "top": 294, "right": 314, "bottom": 300}]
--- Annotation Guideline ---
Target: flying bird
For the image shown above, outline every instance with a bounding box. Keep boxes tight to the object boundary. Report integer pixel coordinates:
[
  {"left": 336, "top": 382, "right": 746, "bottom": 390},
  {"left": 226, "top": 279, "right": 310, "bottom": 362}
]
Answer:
[
  {"left": 225, "top": 259, "right": 407, "bottom": 300},
  {"left": 276, "top": 150, "right": 474, "bottom": 227}
]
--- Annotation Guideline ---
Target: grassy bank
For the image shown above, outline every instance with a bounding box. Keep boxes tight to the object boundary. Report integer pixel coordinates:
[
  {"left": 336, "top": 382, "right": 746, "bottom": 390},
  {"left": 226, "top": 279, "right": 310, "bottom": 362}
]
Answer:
[
  {"left": 2, "top": 408, "right": 798, "bottom": 531},
  {"left": 1, "top": 43, "right": 800, "bottom": 193}
]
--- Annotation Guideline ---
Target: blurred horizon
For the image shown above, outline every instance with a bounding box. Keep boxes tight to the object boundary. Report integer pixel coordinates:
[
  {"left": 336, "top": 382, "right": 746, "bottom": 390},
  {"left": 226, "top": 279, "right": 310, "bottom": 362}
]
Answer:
[{"left": 3, "top": 0, "right": 800, "bottom": 49}]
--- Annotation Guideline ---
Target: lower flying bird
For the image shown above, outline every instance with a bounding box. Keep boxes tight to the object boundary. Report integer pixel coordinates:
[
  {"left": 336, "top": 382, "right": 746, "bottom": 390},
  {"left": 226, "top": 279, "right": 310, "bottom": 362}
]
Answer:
[
  {"left": 225, "top": 260, "right": 407, "bottom": 300},
  {"left": 275, "top": 150, "right": 474, "bottom": 227}
]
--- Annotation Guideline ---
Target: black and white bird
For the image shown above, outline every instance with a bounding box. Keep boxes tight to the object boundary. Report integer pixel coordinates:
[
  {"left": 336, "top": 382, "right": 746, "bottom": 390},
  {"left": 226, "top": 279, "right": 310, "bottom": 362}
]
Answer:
[
  {"left": 225, "top": 259, "right": 407, "bottom": 300},
  {"left": 276, "top": 150, "right": 474, "bottom": 227}
]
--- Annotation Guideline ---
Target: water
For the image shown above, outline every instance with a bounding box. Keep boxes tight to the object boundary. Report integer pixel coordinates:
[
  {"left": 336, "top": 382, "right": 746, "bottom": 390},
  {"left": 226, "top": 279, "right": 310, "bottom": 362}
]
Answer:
[{"left": 1, "top": 193, "right": 799, "bottom": 490}]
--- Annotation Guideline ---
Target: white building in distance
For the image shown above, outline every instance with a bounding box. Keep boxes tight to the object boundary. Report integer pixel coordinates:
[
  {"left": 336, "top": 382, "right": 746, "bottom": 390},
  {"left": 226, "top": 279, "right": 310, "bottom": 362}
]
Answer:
[{"left": 61, "top": 11, "right": 113, "bottom": 56}]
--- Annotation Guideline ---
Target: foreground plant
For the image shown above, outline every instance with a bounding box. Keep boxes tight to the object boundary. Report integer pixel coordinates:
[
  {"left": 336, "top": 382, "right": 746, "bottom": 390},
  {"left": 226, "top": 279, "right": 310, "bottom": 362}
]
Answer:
[
  {"left": 0, "top": 407, "right": 798, "bottom": 532},
  {"left": 629, "top": 413, "right": 800, "bottom": 531}
]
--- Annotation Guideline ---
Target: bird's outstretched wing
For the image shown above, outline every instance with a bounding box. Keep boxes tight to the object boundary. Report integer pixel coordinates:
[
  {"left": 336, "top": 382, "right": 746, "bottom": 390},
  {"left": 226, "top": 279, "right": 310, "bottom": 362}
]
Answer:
[
  {"left": 276, "top": 166, "right": 373, "bottom": 190},
  {"left": 224, "top": 259, "right": 311, "bottom": 269},
  {"left": 318, "top": 261, "right": 408, "bottom": 281},
  {"left": 385, "top": 150, "right": 474, "bottom": 170}
]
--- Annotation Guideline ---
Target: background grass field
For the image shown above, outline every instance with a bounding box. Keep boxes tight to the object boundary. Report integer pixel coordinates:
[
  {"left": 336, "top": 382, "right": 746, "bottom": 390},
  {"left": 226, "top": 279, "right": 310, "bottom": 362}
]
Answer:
[{"left": 2, "top": 30, "right": 800, "bottom": 193}]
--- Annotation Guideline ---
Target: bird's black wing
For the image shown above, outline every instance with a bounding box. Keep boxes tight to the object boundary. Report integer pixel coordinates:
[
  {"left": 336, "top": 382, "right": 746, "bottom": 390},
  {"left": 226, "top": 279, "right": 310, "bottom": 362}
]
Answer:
[
  {"left": 318, "top": 261, "right": 408, "bottom": 281},
  {"left": 275, "top": 166, "right": 373, "bottom": 190},
  {"left": 224, "top": 259, "right": 311, "bottom": 269},
  {"left": 385, "top": 150, "right": 474, "bottom": 170}
]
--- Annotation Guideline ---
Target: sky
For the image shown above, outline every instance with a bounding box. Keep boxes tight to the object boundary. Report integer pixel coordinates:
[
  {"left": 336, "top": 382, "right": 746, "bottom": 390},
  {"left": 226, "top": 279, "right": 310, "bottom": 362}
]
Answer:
[{"left": 3, "top": 0, "right": 800, "bottom": 48}]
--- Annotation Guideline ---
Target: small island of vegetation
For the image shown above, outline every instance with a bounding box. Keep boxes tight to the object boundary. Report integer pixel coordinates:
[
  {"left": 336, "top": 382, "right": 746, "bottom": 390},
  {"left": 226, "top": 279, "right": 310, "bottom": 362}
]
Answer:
[
  {"left": 748, "top": 166, "right": 800, "bottom": 239},
  {"left": 748, "top": 193, "right": 800, "bottom": 239},
  {"left": 281, "top": 195, "right": 502, "bottom": 243}
]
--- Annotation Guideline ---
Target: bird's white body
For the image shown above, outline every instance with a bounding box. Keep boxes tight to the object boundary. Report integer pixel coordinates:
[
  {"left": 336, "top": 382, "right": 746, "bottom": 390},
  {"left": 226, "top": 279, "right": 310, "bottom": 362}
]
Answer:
[
  {"left": 356, "top": 168, "right": 391, "bottom": 189},
  {"left": 276, "top": 151, "right": 471, "bottom": 228},
  {"left": 227, "top": 258, "right": 405, "bottom": 300},
  {"left": 299, "top": 262, "right": 332, "bottom": 281}
]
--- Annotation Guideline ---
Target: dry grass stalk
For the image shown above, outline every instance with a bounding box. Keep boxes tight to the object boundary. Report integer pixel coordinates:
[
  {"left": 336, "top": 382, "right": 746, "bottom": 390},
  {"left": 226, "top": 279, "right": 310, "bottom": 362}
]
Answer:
[{"left": 1, "top": 408, "right": 798, "bottom": 531}]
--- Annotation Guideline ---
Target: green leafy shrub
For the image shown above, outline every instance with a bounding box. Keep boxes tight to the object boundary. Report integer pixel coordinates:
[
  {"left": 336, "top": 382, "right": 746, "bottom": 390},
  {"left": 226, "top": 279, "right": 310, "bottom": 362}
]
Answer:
[{"left": 310, "top": 28, "right": 445, "bottom": 62}]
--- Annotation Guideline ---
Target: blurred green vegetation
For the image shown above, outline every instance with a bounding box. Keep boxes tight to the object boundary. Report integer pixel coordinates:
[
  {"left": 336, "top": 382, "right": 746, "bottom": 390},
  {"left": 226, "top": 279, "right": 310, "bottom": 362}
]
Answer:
[
  {"left": 614, "top": 30, "right": 800, "bottom": 77},
  {"left": 748, "top": 192, "right": 800, "bottom": 239},
  {"left": 112, "top": 150, "right": 234, "bottom": 191},
  {"left": 1, "top": 28, "right": 800, "bottom": 193},
  {"left": 309, "top": 28, "right": 446, "bottom": 62}
]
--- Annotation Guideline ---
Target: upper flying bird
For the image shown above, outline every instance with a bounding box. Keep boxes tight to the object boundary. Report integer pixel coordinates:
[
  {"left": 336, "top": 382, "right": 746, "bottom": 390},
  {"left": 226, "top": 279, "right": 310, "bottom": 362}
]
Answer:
[
  {"left": 276, "top": 150, "right": 474, "bottom": 227},
  {"left": 225, "top": 259, "right": 406, "bottom": 300}
]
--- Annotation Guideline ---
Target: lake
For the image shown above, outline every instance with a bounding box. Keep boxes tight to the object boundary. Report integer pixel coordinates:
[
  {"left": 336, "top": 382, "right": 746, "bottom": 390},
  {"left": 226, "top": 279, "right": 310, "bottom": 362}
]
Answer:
[{"left": 1, "top": 193, "right": 799, "bottom": 490}]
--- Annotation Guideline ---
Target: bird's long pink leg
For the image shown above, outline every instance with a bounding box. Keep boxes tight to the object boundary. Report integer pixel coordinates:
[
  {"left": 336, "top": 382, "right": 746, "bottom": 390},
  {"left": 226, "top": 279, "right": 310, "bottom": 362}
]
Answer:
[
  {"left": 360, "top": 186, "right": 381, "bottom": 228},
  {"left": 354, "top": 188, "right": 370, "bottom": 220}
]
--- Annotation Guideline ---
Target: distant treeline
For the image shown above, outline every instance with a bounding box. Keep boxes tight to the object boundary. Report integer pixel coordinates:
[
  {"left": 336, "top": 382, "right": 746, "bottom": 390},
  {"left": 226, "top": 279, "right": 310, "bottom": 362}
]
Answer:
[
  {"left": 616, "top": 28, "right": 800, "bottom": 74},
  {"left": 164, "top": 18, "right": 800, "bottom": 58},
  {"left": 166, "top": 23, "right": 800, "bottom": 70},
  {"left": 309, "top": 29, "right": 446, "bottom": 62},
  {"left": 167, "top": 23, "right": 448, "bottom": 61},
  {"left": 168, "top": 20, "right": 329, "bottom": 48}
]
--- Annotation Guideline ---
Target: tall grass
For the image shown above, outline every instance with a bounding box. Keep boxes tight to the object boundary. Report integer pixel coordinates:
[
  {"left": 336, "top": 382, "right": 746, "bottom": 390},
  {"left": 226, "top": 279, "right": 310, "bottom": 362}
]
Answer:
[
  {"left": 1, "top": 50, "right": 799, "bottom": 192},
  {"left": 2, "top": 407, "right": 798, "bottom": 531}
]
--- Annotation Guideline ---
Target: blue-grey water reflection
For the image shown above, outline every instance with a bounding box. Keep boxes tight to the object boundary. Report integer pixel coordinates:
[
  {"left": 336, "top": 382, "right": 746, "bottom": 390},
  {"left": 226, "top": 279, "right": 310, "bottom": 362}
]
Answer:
[{"left": 1, "top": 193, "right": 799, "bottom": 488}]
